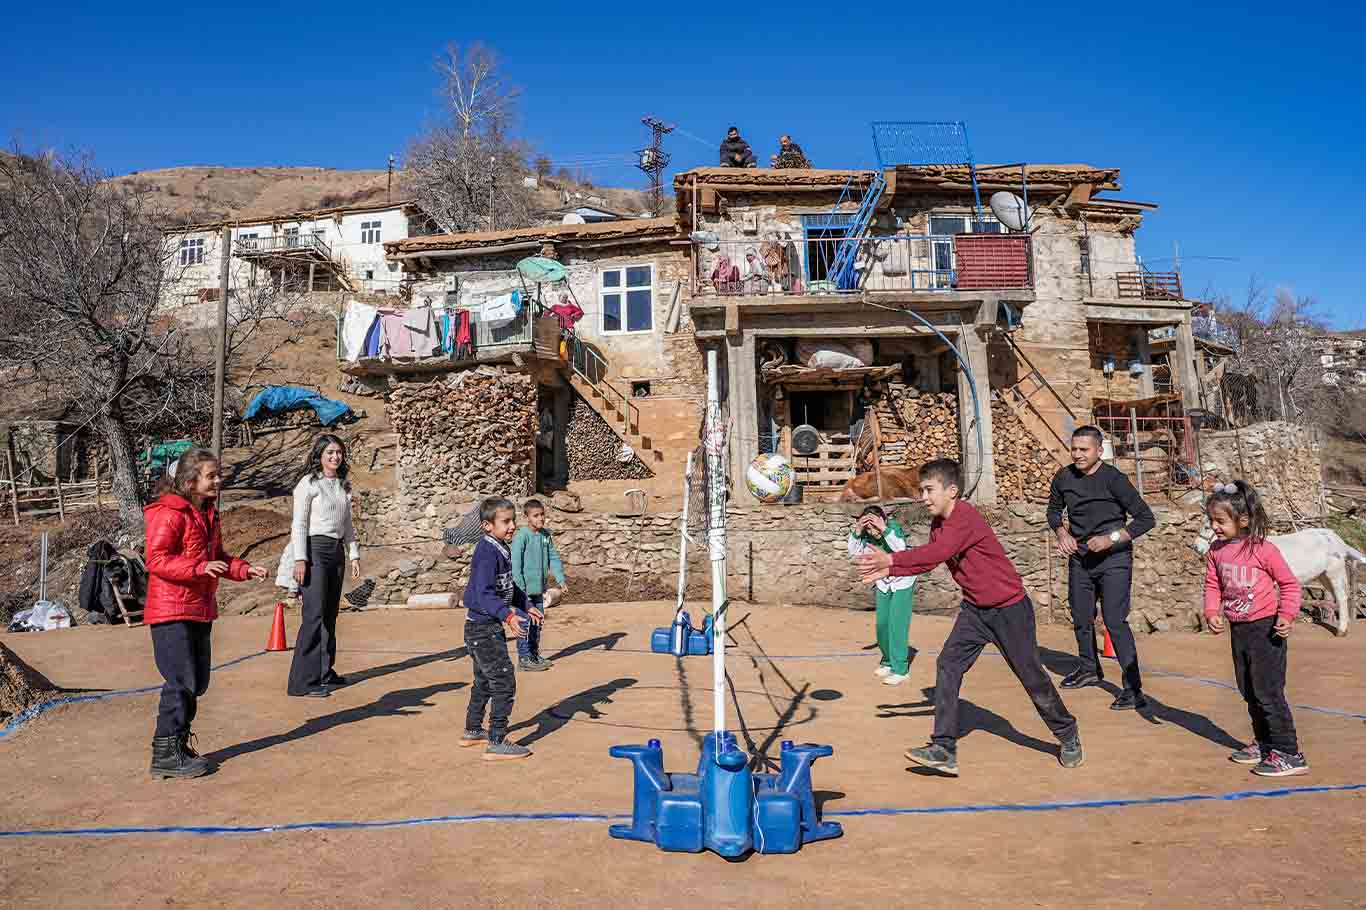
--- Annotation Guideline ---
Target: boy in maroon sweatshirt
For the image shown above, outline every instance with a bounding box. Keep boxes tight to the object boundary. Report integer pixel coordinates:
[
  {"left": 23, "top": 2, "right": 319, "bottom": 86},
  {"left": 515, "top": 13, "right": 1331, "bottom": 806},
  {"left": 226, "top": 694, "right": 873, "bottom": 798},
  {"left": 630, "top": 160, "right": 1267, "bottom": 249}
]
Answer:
[{"left": 857, "top": 459, "right": 1082, "bottom": 775}]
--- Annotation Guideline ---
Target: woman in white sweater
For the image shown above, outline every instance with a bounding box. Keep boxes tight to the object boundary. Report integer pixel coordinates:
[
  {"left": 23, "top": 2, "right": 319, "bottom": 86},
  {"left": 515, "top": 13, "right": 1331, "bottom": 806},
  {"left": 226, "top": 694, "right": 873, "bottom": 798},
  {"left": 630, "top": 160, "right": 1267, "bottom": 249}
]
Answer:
[{"left": 286, "top": 434, "right": 360, "bottom": 698}]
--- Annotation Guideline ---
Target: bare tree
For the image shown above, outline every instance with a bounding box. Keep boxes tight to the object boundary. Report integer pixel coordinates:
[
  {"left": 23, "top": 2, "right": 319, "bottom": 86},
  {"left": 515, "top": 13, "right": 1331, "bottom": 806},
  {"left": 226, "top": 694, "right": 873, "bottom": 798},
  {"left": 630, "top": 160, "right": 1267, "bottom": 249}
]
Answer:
[
  {"left": 0, "top": 151, "right": 313, "bottom": 533},
  {"left": 403, "top": 42, "right": 535, "bottom": 233},
  {"left": 534, "top": 155, "right": 551, "bottom": 180},
  {"left": 1221, "top": 278, "right": 1326, "bottom": 424}
]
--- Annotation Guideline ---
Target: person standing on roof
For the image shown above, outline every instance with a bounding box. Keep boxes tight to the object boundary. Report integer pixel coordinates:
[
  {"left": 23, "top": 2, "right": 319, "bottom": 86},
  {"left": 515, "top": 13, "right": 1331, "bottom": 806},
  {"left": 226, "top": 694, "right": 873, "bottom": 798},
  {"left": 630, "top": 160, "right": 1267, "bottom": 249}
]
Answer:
[
  {"left": 771, "top": 135, "right": 811, "bottom": 169},
  {"left": 719, "top": 127, "right": 756, "bottom": 168},
  {"left": 1047, "top": 425, "right": 1155, "bottom": 711}
]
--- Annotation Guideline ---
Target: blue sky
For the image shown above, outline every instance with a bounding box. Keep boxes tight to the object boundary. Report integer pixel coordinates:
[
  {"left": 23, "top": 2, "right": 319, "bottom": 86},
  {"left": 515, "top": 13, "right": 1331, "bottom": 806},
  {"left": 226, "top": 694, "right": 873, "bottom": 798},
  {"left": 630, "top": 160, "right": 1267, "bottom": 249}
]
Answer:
[{"left": 3, "top": 1, "right": 1362, "bottom": 327}]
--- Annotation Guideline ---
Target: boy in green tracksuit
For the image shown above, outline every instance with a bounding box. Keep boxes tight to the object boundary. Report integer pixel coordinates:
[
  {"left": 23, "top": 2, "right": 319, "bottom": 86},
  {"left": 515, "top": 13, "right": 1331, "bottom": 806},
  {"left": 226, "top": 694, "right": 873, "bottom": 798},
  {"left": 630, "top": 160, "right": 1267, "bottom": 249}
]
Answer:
[
  {"left": 509, "top": 499, "right": 567, "bottom": 672},
  {"left": 847, "top": 505, "right": 918, "bottom": 686}
]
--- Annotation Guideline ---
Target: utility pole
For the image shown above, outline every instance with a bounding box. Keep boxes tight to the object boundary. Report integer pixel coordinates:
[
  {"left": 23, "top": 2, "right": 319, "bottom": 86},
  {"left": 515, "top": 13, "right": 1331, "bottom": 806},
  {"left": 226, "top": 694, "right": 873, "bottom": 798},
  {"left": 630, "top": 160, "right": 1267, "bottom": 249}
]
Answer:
[
  {"left": 387, "top": 154, "right": 396, "bottom": 203},
  {"left": 637, "top": 116, "right": 674, "bottom": 216},
  {"left": 211, "top": 227, "right": 231, "bottom": 459}
]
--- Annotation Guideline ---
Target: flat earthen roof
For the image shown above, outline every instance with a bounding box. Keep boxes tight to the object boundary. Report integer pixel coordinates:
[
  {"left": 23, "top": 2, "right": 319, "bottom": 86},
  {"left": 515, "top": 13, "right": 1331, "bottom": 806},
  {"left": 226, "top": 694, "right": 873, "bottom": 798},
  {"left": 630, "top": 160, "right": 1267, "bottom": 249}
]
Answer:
[
  {"left": 386, "top": 217, "right": 679, "bottom": 254},
  {"left": 674, "top": 163, "right": 1122, "bottom": 194}
]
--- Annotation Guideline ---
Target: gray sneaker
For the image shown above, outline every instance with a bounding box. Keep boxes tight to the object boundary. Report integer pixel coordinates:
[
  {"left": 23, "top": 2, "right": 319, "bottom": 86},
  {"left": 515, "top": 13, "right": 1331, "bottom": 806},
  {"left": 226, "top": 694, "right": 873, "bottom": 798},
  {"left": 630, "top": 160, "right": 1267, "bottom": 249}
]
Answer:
[
  {"left": 519, "top": 656, "right": 550, "bottom": 672},
  {"left": 1252, "top": 750, "right": 1308, "bottom": 777},
  {"left": 905, "top": 743, "right": 958, "bottom": 776},
  {"left": 1229, "top": 743, "right": 1262, "bottom": 765},
  {"left": 459, "top": 728, "right": 487, "bottom": 748},
  {"left": 1059, "top": 733, "right": 1085, "bottom": 769},
  {"left": 484, "top": 740, "right": 532, "bottom": 762},
  {"left": 533, "top": 655, "right": 554, "bottom": 669}
]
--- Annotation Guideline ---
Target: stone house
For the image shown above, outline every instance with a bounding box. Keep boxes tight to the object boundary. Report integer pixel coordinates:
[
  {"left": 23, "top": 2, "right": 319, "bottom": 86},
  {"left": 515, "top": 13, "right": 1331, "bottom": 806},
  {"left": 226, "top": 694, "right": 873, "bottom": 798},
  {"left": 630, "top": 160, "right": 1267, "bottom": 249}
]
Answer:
[
  {"left": 674, "top": 164, "right": 1206, "bottom": 502},
  {"left": 370, "top": 218, "right": 705, "bottom": 503}
]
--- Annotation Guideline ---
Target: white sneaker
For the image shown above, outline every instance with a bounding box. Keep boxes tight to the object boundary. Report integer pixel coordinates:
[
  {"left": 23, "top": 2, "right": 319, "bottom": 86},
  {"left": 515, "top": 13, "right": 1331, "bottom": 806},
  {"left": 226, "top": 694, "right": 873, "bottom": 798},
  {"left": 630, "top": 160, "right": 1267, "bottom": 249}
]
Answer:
[
  {"left": 874, "top": 666, "right": 893, "bottom": 678},
  {"left": 882, "top": 673, "right": 909, "bottom": 686}
]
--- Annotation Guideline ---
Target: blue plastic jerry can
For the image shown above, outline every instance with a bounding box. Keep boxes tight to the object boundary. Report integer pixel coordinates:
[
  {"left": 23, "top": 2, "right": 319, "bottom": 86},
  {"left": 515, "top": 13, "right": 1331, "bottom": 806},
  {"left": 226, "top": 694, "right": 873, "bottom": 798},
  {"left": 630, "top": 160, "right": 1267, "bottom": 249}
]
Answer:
[
  {"left": 670, "top": 610, "right": 690, "bottom": 656},
  {"left": 702, "top": 745, "right": 754, "bottom": 857}
]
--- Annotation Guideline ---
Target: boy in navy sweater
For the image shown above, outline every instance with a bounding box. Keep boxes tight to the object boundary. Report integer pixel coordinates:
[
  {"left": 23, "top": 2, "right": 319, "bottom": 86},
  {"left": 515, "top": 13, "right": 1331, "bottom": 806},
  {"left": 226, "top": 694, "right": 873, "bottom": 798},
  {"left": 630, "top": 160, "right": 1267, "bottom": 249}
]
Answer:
[{"left": 460, "top": 497, "right": 541, "bottom": 761}]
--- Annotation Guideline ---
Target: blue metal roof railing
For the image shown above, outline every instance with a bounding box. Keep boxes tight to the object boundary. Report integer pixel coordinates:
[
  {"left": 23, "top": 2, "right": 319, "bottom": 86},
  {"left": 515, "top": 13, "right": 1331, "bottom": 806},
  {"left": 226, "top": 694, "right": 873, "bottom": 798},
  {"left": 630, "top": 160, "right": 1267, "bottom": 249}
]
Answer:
[{"left": 870, "top": 120, "right": 984, "bottom": 224}]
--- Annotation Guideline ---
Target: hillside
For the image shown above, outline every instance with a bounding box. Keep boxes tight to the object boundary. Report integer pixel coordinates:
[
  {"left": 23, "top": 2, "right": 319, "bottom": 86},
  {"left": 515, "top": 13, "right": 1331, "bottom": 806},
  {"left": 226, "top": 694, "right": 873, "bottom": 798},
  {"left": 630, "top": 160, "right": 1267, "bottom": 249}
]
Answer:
[
  {"left": 114, "top": 165, "right": 394, "bottom": 222},
  {"left": 112, "top": 164, "right": 660, "bottom": 224}
]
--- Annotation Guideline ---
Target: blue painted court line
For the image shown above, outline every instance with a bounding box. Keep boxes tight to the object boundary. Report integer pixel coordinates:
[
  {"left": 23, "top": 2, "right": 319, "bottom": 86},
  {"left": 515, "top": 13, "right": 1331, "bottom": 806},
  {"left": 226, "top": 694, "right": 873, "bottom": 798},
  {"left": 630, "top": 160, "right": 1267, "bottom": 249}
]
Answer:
[
  {"left": 1, "top": 782, "right": 1361, "bottom": 840},
  {"left": 827, "top": 782, "right": 1366, "bottom": 817},
  {"left": 0, "top": 651, "right": 269, "bottom": 741}
]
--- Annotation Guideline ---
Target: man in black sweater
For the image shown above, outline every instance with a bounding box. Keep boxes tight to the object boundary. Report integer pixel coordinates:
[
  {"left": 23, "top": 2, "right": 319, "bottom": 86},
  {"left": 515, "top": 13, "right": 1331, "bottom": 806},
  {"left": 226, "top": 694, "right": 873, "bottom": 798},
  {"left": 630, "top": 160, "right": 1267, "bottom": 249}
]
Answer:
[{"left": 1047, "top": 425, "right": 1155, "bottom": 710}]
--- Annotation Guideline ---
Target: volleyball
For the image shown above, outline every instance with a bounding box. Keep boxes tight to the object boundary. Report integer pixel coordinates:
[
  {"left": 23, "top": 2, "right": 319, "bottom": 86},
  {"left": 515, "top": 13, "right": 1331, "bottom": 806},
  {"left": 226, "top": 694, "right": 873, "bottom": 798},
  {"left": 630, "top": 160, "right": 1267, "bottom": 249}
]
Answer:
[{"left": 745, "top": 453, "right": 793, "bottom": 502}]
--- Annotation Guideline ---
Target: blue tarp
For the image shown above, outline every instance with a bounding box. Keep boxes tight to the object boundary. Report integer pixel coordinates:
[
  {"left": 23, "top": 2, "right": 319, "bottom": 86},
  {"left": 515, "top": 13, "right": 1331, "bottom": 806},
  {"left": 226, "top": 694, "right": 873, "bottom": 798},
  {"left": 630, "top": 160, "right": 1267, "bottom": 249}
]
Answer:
[{"left": 242, "top": 386, "right": 353, "bottom": 427}]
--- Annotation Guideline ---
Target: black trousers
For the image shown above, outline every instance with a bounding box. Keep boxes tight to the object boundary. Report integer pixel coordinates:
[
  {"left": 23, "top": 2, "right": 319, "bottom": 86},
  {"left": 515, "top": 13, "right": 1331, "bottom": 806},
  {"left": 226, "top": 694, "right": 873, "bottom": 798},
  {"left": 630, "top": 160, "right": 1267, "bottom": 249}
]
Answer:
[
  {"left": 1068, "top": 548, "right": 1143, "bottom": 692},
  {"left": 465, "top": 620, "right": 517, "bottom": 742},
  {"left": 1230, "top": 617, "right": 1299, "bottom": 754},
  {"left": 151, "top": 620, "right": 213, "bottom": 737},
  {"left": 287, "top": 535, "right": 345, "bottom": 695},
  {"left": 932, "top": 596, "right": 1078, "bottom": 749}
]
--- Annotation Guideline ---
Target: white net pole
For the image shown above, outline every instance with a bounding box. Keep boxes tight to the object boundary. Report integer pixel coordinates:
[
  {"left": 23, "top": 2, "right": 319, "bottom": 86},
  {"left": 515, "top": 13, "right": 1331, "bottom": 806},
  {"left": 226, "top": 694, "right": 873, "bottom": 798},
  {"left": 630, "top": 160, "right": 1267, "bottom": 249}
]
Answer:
[{"left": 705, "top": 348, "right": 728, "bottom": 735}]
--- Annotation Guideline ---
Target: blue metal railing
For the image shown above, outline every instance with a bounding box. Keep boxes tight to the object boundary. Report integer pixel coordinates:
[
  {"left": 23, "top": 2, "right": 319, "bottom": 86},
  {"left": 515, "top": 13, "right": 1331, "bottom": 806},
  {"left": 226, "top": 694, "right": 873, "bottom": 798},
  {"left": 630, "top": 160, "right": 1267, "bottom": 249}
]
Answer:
[
  {"left": 696, "top": 234, "right": 1032, "bottom": 296},
  {"left": 870, "top": 121, "right": 984, "bottom": 223}
]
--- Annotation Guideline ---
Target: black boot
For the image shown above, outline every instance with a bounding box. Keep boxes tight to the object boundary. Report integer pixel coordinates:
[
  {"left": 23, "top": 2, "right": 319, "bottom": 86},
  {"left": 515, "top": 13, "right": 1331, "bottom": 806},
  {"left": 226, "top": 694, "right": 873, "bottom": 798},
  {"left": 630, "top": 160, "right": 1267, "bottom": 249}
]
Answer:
[
  {"left": 150, "top": 734, "right": 210, "bottom": 780},
  {"left": 180, "top": 730, "right": 218, "bottom": 772}
]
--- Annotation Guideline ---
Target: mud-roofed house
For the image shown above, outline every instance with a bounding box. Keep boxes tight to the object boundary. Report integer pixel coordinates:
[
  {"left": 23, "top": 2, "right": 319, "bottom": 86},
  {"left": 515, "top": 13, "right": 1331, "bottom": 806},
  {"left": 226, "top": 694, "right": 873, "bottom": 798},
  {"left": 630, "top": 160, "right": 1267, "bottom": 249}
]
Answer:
[
  {"left": 365, "top": 217, "right": 704, "bottom": 503},
  {"left": 675, "top": 162, "right": 1207, "bottom": 502}
]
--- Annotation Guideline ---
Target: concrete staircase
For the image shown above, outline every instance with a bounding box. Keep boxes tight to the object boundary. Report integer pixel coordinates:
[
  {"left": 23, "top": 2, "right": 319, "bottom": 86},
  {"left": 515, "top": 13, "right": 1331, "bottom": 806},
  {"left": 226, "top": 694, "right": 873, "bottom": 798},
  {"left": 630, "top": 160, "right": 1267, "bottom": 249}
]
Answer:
[{"left": 568, "top": 372, "right": 663, "bottom": 466}]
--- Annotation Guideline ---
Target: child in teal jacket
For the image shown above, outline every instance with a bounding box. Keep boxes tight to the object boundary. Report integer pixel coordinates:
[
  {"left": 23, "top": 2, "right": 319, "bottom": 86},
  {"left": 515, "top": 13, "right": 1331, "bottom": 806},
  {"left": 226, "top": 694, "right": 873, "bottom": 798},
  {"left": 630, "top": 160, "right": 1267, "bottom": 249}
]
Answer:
[
  {"left": 848, "top": 505, "right": 918, "bottom": 685},
  {"left": 510, "top": 499, "right": 567, "bottom": 670}
]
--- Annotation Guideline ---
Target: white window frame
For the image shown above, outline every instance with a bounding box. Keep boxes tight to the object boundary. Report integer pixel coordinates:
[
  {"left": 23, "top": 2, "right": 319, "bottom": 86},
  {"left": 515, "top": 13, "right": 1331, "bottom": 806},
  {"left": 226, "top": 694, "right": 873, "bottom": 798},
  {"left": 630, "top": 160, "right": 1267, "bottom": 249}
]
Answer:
[
  {"left": 179, "top": 237, "right": 205, "bottom": 266},
  {"left": 360, "top": 220, "right": 382, "bottom": 244},
  {"left": 599, "top": 263, "right": 654, "bottom": 335}
]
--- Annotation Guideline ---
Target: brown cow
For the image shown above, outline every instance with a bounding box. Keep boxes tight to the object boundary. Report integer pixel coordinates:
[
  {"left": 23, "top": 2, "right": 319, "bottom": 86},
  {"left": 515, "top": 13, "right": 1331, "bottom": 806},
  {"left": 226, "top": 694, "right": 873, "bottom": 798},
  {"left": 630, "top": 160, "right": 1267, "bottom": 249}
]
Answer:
[{"left": 837, "top": 465, "right": 922, "bottom": 502}]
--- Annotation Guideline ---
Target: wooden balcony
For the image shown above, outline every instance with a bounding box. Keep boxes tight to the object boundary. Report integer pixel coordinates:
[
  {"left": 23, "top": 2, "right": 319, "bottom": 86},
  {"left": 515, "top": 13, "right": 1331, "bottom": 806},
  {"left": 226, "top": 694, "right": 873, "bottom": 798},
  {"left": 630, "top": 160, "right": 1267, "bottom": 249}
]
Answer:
[
  {"left": 235, "top": 234, "right": 335, "bottom": 263},
  {"left": 1116, "top": 271, "right": 1183, "bottom": 301}
]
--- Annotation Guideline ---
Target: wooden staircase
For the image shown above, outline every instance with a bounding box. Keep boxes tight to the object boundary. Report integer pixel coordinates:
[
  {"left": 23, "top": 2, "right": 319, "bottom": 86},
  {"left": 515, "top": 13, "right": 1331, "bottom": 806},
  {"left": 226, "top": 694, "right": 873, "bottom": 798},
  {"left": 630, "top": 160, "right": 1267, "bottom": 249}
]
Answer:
[{"left": 996, "top": 330, "right": 1076, "bottom": 468}]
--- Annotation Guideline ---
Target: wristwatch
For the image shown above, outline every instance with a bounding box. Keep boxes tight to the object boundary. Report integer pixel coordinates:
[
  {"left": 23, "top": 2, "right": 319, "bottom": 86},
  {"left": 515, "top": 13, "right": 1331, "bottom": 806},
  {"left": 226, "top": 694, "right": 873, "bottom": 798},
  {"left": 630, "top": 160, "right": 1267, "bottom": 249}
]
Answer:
[{"left": 1108, "top": 531, "right": 1122, "bottom": 544}]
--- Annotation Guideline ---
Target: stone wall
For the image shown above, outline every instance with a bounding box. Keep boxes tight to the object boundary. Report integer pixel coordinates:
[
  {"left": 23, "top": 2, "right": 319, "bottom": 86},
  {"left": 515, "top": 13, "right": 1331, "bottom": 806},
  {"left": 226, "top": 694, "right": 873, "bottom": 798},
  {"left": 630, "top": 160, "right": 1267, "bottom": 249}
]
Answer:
[
  {"left": 357, "top": 495, "right": 1210, "bottom": 633},
  {"left": 1196, "top": 421, "right": 1325, "bottom": 520}
]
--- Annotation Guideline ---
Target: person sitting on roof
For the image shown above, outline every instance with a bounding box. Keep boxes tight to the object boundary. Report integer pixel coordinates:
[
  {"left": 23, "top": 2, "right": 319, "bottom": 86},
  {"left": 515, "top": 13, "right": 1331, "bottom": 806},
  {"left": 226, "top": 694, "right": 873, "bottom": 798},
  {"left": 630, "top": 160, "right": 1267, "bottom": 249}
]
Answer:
[
  {"left": 771, "top": 135, "right": 811, "bottom": 169},
  {"left": 719, "top": 127, "right": 757, "bottom": 168}
]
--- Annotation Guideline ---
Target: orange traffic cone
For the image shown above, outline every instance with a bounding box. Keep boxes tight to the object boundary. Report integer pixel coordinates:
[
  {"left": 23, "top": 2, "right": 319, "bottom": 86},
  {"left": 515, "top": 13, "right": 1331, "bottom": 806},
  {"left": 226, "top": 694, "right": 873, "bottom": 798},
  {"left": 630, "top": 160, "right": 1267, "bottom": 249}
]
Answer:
[
  {"left": 267, "top": 601, "right": 288, "bottom": 652},
  {"left": 1101, "top": 626, "right": 1117, "bottom": 659}
]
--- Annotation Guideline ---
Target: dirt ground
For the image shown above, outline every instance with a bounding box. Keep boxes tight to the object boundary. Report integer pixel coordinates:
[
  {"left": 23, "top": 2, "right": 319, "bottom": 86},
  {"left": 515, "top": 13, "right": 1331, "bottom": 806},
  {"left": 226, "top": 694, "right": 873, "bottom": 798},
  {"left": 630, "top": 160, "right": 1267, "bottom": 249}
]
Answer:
[{"left": 1, "top": 601, "right": 1365, "bottom": 909}]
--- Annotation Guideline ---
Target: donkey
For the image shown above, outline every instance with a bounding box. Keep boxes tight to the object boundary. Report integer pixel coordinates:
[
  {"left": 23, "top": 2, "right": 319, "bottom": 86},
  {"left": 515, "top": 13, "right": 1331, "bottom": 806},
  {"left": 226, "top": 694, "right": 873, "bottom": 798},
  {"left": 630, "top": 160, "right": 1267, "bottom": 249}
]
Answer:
[{"left": 1193, "top": 523, "right": 1366, "bottom": 636}]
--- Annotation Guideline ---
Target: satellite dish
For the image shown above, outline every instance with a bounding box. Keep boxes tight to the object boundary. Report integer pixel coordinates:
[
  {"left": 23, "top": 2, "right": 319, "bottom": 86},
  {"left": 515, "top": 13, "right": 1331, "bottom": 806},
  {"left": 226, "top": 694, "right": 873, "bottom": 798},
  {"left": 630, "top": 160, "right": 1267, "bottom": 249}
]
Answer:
[
  {"left": 791, "top": 425, "right": 821, "bottom": 456},
  {"left": 989, "top": 191, "right": 1031, "bottom": 231},
  {"left": 561, "top": 213, "right": 586, "bottom": 225}
]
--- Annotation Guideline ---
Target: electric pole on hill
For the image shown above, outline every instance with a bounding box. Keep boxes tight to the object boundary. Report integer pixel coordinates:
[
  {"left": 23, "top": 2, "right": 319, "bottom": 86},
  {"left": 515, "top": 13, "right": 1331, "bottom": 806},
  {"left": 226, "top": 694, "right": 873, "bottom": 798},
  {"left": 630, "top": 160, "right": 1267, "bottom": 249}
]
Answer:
[{"left": 637, "top": 116, "right": 674, "bottom": 216}]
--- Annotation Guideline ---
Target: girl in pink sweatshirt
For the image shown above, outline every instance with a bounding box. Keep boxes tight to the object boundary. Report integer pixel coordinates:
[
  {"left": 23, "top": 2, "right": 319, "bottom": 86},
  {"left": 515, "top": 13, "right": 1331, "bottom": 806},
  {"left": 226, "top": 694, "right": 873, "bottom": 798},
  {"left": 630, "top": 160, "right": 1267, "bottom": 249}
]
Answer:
[{"left": 1203, "top": 480, "right": 1306, "bottom": 777}]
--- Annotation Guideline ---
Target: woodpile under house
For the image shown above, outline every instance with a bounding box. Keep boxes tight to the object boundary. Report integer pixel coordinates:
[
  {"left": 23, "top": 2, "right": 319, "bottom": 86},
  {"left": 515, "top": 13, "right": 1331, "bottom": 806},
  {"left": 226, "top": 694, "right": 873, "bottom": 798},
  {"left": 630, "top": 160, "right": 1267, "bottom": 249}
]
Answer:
[{"left": 390, "top": 367, "right": 540, "bottom": 501}]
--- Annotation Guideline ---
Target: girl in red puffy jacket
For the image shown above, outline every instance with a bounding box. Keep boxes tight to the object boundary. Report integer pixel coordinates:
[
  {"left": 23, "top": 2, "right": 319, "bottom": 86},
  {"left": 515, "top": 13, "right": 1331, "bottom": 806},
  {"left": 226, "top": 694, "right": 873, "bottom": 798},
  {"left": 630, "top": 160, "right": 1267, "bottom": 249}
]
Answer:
[{"left": 144, "top": 448, "right": 267, "bottom": 779}]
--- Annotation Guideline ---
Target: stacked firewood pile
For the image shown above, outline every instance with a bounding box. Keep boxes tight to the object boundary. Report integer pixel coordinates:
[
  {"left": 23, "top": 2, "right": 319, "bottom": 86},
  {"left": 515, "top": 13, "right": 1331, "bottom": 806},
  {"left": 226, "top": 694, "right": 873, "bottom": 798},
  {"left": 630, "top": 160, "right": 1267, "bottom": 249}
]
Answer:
[
  {"left": 870, "top": 383, "right": 960, "bottom": 467},
  {"left": 565, "top": 395, "right": 653, "bottom": 481},
  {"left": 389, "top": 366, "right": 538, "bottom": 498},
  {"left": 991, "top": 400, "right": 1055, "bottom": 500}
]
